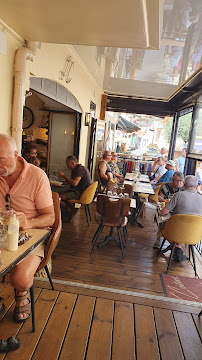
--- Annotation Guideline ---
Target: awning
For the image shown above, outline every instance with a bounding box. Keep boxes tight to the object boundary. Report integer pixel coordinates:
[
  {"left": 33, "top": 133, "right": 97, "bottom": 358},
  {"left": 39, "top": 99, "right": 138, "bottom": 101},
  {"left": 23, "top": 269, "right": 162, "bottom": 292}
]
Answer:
[{"left": 117, "top": 116, "right": 140, "bottom": 133}]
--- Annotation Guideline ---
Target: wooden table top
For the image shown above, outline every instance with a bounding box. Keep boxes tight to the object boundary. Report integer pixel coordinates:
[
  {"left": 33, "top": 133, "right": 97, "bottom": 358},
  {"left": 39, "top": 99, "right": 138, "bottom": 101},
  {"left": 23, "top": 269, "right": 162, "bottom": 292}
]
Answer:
[{"left": 0, "top": 228, "right": 51, "bottom": 277}]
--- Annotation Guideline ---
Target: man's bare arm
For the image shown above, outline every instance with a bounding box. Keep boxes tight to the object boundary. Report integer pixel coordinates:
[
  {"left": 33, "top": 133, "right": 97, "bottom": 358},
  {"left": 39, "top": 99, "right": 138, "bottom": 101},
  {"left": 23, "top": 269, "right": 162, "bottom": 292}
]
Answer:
[
  {"left": 16, "top": 205, "right": 55, "bottom": 230},
  {"left": 99, "top": 162, "right": 108, "bottom": 180},
  {"left": 58, "top": 172, "right": 81, "bottom": 187}
]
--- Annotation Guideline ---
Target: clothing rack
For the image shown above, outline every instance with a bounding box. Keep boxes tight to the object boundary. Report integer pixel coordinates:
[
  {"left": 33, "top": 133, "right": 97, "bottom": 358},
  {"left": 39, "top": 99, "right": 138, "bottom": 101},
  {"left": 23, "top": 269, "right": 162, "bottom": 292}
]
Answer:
[{"left": 117, "top": 155, "right": 153, "bottom": 176}]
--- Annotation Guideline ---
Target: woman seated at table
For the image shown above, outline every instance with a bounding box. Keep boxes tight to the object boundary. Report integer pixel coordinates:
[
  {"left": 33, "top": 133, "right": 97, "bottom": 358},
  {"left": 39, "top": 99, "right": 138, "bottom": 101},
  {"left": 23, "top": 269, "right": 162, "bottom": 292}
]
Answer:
[{"left": 108, "top": 152, "right": 124, "bottom": 183}]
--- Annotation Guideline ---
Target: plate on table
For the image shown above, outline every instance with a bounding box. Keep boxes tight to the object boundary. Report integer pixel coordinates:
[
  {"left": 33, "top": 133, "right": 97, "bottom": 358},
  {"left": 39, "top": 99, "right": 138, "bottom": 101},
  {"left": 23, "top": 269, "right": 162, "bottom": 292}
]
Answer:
[{"left": 50, "top": 180, "right": 64, "bottom": 187}]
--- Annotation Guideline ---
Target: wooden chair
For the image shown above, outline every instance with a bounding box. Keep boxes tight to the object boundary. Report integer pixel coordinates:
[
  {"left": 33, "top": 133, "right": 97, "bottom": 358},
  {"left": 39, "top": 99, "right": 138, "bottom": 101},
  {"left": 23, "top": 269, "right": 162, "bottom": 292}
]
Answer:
[
  {"left": 158, "top": 214, "right": 202, "bottom": 276},
  {"left": 90, "top": 195, "right": 131, "bottom": 258},
  {"left": 68, "top": 181, "right": 98, "bottom": 226},
  {"left": 30, "top": 191, "right": 62, "bottom": 331}
]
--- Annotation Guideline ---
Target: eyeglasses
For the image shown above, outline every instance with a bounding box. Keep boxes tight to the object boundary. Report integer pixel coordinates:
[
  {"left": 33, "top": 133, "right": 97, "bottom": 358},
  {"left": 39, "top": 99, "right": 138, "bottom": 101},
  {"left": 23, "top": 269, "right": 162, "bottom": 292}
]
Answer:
[{"left": 5, "top": 193, "right": 11, "bottom": 210}]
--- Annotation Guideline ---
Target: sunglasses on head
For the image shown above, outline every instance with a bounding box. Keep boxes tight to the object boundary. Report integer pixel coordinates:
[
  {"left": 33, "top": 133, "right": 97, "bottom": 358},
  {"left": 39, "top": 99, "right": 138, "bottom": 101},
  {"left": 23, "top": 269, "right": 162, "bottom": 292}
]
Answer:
[{"left": 5, "top": 193, "right": 11, "bottom": 210}]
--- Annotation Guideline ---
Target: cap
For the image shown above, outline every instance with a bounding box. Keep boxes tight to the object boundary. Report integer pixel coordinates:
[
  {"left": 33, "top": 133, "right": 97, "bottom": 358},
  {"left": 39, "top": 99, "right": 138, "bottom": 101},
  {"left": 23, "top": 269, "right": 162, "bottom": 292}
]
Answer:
[{"left": 167, "top": 160, "right": 175, "bottom": 167}]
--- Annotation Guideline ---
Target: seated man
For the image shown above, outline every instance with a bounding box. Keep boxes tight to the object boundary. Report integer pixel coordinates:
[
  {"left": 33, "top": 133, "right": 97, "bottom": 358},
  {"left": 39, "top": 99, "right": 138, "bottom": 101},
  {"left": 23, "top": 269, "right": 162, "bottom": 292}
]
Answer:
[
  {"left": 108, "top": 152, "right": 124, "bottom": 182},
  {"left": 156, "top": 147, "right": 167, "bottom": 158},
  {"left": 153, "top": 160, "right": 175, "bottom": 188},
  {"left": 150, "top": 156, "right": 166, "bottom": 183},
  {"left": 160, "top": 175, "right": 202, "bottom": 261},
  {"left": 0, "top": 134, "right": 55, "bottom": 322},
  {"left": 58, "top": 155, "right": 91, "bottom": 220},
  {"left": 153, "top": 171, "right": 184, "bottom": 248},
  {"left": 97, "top": 151, "right": 115, "bottom": 187}
]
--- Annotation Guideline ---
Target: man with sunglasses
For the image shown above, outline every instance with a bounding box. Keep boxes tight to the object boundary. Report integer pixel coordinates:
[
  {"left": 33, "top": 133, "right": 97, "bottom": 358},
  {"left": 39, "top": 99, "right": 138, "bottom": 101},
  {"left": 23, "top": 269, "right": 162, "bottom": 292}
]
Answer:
[{"left": 0, "top": 134, "right": 54, "bottom": 323}]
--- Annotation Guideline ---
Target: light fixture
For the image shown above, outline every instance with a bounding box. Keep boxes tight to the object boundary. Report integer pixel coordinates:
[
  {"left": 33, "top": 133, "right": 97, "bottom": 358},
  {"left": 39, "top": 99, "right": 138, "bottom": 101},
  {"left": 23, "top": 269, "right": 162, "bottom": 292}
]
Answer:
[{"left": 85, "top": 113, "right": 91, "bottom": 126}]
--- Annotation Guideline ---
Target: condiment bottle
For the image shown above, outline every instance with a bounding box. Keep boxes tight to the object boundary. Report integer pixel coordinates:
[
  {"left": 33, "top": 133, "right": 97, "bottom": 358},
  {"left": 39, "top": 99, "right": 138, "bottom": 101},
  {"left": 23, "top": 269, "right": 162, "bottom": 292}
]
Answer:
[{"left": 7, "top": 214, "right": 19, "bottom": 251}]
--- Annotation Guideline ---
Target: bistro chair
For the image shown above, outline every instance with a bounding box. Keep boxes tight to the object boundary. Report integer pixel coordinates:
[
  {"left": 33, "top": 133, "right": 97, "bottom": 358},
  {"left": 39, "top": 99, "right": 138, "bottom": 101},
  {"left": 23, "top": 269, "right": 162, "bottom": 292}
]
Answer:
[
  {"left": 90, "top": 195, "right": 131, "bottom": 258},
  {"left": 158, "top": 214, "right": 202, "bottom": 276},
  {"left": 68, "top": 181, "right": 98, "bottom": 226},
  {"left": 148, "top": 184, "right": 162, "bottom": 204},
  {"left": 30, "top": 191, "right": 62, "bottom": 331}
]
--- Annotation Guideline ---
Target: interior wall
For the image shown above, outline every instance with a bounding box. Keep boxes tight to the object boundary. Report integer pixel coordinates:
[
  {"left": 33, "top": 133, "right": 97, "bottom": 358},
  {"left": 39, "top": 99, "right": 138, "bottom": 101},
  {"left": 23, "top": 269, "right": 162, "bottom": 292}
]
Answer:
[
  {"left": 29, "top": 43, "right": 103, "bottom": 166},
  {"left": 0, "top": 25, "right": 23, "bottom": 133}
]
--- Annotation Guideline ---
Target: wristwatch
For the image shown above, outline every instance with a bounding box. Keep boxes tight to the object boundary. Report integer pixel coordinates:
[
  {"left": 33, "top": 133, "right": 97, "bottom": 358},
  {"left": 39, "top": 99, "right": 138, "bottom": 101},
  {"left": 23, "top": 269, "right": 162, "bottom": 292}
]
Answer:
[{"left": 23, "top": 107, "right": 34, "bottom": 129}]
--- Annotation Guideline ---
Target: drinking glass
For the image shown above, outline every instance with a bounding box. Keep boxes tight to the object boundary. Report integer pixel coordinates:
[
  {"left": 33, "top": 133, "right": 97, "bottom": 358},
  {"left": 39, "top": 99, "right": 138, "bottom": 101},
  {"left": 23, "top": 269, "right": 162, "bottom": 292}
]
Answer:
[
  {"left": 0, "top": 208, "right": 14, "bottom": 247},
  {"left": 107, "top": 191, "right": 112, "bottom": 197},
  {"left": 123, "top": 193, "right": 129, "bottom": 198}
]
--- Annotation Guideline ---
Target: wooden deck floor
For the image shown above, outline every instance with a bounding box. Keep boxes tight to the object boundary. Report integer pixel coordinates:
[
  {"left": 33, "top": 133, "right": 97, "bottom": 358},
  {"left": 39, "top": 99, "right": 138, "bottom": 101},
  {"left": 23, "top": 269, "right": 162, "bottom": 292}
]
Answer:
[
  {"left": 0, "top": 281, "right": 201, "bottom": 360},
  {"left": 52, "top": 203, "right": 202, "bottom": 297}
]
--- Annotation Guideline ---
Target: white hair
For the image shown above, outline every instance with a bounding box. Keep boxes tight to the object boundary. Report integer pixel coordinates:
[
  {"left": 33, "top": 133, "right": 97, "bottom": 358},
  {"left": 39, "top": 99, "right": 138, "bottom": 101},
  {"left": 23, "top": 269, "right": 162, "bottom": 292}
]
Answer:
[
  {"left": 185, "top": 175, "right": 198, "bottom": 189},
  {"left": 0, "top": 134, "right": 17, "bottom": 152}
]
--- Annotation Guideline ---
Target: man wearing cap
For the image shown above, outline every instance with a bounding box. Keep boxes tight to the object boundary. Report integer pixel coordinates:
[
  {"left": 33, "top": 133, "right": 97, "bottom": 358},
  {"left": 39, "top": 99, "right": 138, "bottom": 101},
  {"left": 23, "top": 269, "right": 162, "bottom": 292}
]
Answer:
[{"left": 154, "top": 160, "right": 175, "bottom": 186}]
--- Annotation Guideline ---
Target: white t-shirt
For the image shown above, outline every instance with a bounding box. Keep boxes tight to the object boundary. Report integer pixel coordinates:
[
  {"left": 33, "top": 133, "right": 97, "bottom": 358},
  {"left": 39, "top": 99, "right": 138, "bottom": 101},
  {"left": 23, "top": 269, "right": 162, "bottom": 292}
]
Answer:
[{"left": 155, "top": 164, "right": 166, "bottom": 178}]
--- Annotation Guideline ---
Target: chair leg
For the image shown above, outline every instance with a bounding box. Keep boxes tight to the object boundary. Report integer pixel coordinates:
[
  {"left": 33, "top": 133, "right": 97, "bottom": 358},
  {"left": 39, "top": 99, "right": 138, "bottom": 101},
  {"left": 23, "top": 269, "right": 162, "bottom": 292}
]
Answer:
[
  {"left": 91, "top": 225, "right": 100, "bottom": 243},
  {"left": 190, "top": 245, "right": 198, "bottom": 277},
  {"left": 166, "top": 242, "right": 176, "bottom": 274},
  {"left": 84, "top": 205, "right": 89, "bottom": 226},
  {"left": 2, "top": 275, "right": 5, "bottom": 283},
  {"left": 198, "top": 310, "right": 202, "bottom": 317},
  {"left": 90, "top": 225, "right": 104, "bottom": 256},
  {"left": 117, "top": 227, "right": 124, "bottom": 259},
  {"left": 87, "top": 204, "right": 91, "bottom": 221},
  {"left": 188, "top": 245, "right": 191, "bottom": 261},
  {"left": 123, "top": 226, "right": 127, "bottom": 244},
  {"left": 157, "top": 238, "right": 166, "bottom": 257},
  {"left": 30, "top": 285, "right": 35, "bottom": 332},
  {"left": 44, "top": 264, "right": 54, "bottom": 290}
]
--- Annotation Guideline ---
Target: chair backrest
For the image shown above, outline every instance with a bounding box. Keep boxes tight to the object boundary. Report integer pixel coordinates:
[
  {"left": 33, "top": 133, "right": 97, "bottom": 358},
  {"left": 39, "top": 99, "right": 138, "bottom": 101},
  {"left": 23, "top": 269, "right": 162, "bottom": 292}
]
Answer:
[
  {"left": 96, "top": 195, "right": 131, "bottom": 226},
  {"left": 148, "top": 184, "right": 164, "bottom": 204},
  {"left": 37, "top": 191, "right": 62, "bottom": 271},
  {"left": 163, "top": 214, "right": 202, "bottom": 245},
  {"left": 79, "top": 181, "right": 98, "bottom": 204}
]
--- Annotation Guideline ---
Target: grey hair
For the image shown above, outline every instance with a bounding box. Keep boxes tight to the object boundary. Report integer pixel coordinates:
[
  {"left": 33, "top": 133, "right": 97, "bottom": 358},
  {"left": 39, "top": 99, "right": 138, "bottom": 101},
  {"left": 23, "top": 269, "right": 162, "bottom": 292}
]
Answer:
[
  {"left": 185, "top": 175, "right": 198, "bottom": 188},
  {"left": 172, "top": 171, "right": 184, "bottom": 181},
  {"left": 0, "top": 134, "right": 17, "bottom": 152}
]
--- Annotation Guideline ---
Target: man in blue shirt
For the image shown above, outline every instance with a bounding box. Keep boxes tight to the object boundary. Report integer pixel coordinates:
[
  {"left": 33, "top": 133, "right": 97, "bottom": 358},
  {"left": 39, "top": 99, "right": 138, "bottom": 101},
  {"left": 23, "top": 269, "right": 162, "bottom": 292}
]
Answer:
[
  {"left": 176, "top": 148, "right": 186, "bottom": 173},
  {"left": 153, "top": 160, "right": 175, "bottom": 187}
]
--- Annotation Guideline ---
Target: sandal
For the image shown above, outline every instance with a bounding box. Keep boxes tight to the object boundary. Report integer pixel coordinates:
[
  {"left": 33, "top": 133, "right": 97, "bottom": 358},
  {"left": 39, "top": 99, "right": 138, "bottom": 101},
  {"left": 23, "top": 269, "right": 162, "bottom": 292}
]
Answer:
[
  {"left": 0, "top": 297, "right": 5, "bottom": 315},
  {"left": 14, "top": 290, "right": 31, "bottom": 323},
  {"left": 0, "top": 337, "right": 20, "bottom": 353}
]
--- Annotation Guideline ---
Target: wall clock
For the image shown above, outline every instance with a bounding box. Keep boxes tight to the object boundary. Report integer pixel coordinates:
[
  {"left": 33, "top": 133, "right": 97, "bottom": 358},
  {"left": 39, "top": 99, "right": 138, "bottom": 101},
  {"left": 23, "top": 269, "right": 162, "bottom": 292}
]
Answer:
[{"left": 23, "top": 106, "right": 34, "bottom": 129}]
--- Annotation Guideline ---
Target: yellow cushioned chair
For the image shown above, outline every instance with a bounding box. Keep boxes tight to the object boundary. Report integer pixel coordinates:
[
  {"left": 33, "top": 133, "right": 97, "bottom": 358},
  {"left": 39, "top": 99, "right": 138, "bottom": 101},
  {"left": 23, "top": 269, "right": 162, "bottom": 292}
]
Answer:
[
  {"left": 159, "top": 214, "right": 202, "bottom": 275},
  {"left": 68, "top": 181, "right": 98, "bottom": 226},
  {"left": 148, "top": 184, "right": 162, "bottom": 204}
]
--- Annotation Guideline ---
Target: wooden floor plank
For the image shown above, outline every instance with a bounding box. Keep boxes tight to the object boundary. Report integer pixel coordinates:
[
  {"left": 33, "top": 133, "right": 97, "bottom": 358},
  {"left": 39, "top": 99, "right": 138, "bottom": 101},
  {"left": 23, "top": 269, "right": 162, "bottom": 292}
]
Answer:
[
  {"left": 112, "top": 301, "right": 135, "bottom": 360},
  {"left": 86, "top": 298, "right": 114, "bottom": 360},
  {"left": 0, "top": 287, "right": 41, "bottom": 360},
  {"left": 0, "top": 283, "right": 15, "bottom": 322},
  {"left": 135, "top": 304, "right": 160, "bottom": 360},
  {"left": 52, "top": 203, "right": 202, "bottom": 295},
  {"left": 59, "top": 295, "right": 95, "bottom": 360},
  {"left": 192, "top": 313, "right": 202, "bottom": 340},
  {"left": 32, "top": 292, "right": 77, "bottom": 360},
  {"left": 173, "top": 311, "right": 202, "bottom": 360},
  {"left": 153, "top": 308, "right": 184, "bottom": 360},
  {"left": 5, "top": 289, "right": 59, "bottom": 360}
]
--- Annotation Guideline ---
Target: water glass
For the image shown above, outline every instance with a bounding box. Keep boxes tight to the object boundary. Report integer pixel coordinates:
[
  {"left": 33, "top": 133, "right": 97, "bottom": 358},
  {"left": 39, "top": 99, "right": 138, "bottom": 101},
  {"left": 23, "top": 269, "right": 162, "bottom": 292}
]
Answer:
[
  {"left": 123, "top": 193, "right": 129, "bottom": 198},
  {"left": 107, "top": 191, "right": 112, "bottom": 197},
  {"left": 0, "top": 208, "right": 14, "bottom": 247}
]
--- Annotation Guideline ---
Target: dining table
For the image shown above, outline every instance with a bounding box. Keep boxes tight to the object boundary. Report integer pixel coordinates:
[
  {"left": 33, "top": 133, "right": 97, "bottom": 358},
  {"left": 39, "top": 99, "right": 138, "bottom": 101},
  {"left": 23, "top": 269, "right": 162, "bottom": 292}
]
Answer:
[
  {"left": 124, "top": 176, "right": 154, "bottom": 227},
  {"left": 0, "top": 228, "right": 51, "bottom": 332},
  {"left": 125, "top": 172, "right": 150, "bottom": 183}
]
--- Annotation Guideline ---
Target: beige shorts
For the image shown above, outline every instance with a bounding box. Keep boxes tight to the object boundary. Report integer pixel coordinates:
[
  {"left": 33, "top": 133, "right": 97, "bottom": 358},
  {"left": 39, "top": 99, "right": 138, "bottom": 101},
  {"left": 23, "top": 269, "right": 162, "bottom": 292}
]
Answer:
[{"left": 31, "top": 242, "right": 45, "bottom": 258}]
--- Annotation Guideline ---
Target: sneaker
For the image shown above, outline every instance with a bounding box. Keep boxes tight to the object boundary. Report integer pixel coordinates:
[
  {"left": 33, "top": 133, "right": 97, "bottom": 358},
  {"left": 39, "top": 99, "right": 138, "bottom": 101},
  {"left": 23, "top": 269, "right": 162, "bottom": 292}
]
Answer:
[{"left": 153, "top": 239, "right": 161, "bottom": 249}]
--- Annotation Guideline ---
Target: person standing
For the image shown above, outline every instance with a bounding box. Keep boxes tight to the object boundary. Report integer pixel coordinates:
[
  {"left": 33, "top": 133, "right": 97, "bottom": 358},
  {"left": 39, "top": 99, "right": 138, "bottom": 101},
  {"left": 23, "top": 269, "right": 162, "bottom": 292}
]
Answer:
[{"left": 176, "top": 148, "right": 186, "bottom": 173}]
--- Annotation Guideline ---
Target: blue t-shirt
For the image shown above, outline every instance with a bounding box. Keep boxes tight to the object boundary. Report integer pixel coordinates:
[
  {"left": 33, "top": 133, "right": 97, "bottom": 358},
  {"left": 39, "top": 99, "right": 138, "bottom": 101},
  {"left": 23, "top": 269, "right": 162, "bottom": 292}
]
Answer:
[
  {"left": 157, "top": 169, "right": 174, "bottom": 184},
  {"left": 176, "top": 156, "right": 185, "bottom": 173}
]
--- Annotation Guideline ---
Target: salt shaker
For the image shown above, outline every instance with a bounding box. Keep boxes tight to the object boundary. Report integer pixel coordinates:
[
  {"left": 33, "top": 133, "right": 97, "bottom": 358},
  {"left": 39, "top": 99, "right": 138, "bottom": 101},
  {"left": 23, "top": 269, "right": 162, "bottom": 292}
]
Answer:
[{"left": 7, "top": 214, "right": 19, "bottom": 251}]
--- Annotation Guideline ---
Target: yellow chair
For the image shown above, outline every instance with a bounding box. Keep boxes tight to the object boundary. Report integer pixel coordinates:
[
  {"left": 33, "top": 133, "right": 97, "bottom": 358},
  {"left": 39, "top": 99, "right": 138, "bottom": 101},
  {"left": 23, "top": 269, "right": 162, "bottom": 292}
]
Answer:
[
  {"left": 68, "top": 181, "right": 98, "bottom": 226},
  {"left": 148, "top": 184, "right": 162, "bottom": 204},
  {"left": 159, "top": 214, "right": 202, "bottom": 275}
]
